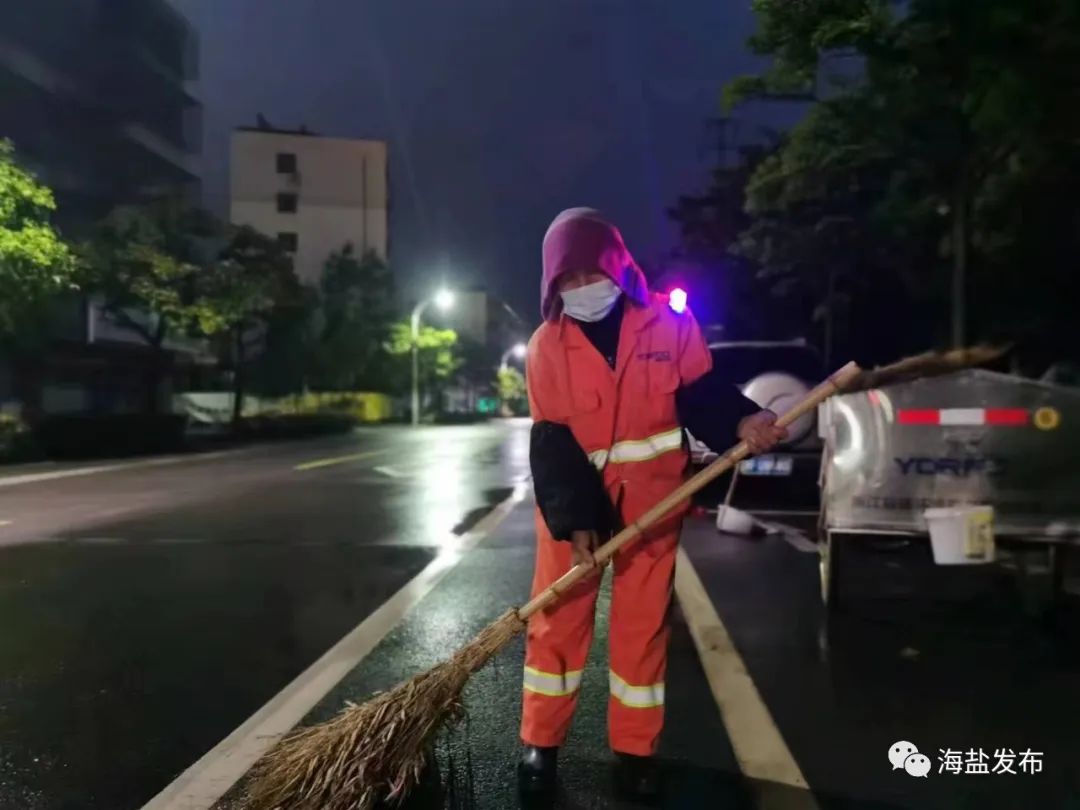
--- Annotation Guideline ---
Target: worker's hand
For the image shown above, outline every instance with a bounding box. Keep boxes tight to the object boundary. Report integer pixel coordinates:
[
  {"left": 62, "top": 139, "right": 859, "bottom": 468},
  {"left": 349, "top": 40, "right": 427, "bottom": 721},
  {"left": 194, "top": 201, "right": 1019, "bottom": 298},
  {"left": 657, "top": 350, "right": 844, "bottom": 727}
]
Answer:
[
  {"left": 737, "top": 409, "right": 788, "bottom": 455},
  {"left": 570, "top": 530, "right": 600, "bottom": 569}
]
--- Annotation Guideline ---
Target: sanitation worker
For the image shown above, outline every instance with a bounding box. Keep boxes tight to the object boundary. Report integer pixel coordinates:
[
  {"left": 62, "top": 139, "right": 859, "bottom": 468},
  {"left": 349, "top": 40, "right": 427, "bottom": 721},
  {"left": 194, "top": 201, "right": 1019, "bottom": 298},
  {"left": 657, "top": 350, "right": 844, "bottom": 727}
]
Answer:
[{"left": 519, "top": 208, "right": 786, "bottom": 802}]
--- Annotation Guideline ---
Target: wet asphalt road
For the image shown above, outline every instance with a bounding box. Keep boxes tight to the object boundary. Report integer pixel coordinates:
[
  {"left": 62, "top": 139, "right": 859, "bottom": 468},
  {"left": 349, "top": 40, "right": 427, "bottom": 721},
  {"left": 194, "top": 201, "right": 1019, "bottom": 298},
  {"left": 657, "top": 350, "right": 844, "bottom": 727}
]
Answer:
[
  {"left": 218, "top": 497, "right": 762, "bottom": 810},
  {"left": 0, "top": 423, "right": 530, "bottom": 810},
  {"left": 222, "top": 501, "right": 1080, "bottom": 810},
  {"left": 681, "top": 523, "right": 1080, "bottom": 810},
  {"left": 3, "top": 420, "right": 1080, "bottom": 810}
]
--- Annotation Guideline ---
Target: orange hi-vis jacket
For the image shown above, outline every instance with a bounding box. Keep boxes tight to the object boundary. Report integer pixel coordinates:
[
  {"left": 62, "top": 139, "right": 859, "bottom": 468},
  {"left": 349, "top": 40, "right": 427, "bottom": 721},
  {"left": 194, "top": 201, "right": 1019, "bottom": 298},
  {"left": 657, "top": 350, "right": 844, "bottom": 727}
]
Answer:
[
  {"left": 526, "top": 292, "right": 712, "bottom": 508},
  {"left": 520, "top": 292, "right": 713, "bottom": 756}
]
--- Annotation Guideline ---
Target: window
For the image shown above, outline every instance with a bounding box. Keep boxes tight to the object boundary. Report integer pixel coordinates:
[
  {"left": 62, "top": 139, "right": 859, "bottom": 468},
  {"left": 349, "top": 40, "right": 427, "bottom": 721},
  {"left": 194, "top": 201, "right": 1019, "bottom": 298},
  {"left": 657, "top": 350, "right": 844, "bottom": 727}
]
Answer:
[
  {"left": 277, "top": 192, "right": 298, "bottom": 213},
  {"left": 277, "top": 232, "right": 298, "bottom": 252},
  {"left": 276, "top": 152, "right": 297, "bottom": 173}
]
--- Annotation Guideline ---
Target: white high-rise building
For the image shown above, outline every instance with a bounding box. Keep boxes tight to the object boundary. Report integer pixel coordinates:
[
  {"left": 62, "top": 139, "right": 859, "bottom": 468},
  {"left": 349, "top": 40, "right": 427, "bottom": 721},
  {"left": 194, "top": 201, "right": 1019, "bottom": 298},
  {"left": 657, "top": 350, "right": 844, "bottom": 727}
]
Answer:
[{"left": 230, "top": 124, "right": 388, "bottom": 284}]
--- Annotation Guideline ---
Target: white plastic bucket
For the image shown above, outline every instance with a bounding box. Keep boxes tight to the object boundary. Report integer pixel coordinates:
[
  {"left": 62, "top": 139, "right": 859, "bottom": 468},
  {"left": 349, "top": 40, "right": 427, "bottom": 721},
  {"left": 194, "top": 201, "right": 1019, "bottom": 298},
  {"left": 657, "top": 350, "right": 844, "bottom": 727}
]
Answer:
[
  {"left": 716, "top": 505, "right": 757, "bottom": 535},
  {"left": 923, "top": 506, "right": 995, "bottom": 565}
]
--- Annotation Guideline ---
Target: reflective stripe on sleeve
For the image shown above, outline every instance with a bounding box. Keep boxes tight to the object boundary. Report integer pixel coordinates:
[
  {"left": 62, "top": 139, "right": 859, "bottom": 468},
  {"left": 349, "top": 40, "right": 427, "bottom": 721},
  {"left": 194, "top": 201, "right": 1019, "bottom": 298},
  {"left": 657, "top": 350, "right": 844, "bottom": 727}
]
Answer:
[
  {"left": 608, "top": 427, "right": 683, "bottom": 465},
  {"left": 523, "top": 666, "right": 584, "bottom": 697},
  {"left": 609, "top": 671, "right": 665, "bottom": 708},
  {"left": 587, "top": 427, "right": 684, "bottom": 471}
]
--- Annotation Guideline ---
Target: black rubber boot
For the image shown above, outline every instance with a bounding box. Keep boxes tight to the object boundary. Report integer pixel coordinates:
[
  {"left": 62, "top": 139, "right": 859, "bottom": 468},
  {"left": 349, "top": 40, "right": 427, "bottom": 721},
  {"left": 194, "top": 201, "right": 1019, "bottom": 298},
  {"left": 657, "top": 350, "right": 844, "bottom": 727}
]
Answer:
[
  {"left": 613, "top": 752, "right": 662, "bottom": 804},
  {"left": 517, "top": 745, "right": 558, "bottom": 796}
]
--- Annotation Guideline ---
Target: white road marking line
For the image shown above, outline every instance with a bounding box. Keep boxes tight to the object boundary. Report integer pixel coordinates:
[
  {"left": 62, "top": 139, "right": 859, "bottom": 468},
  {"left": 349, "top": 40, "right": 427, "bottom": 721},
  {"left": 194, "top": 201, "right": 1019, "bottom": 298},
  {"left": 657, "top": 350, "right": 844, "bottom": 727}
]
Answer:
[
  {"left": 674, "top": 547, "right": 816, "bottom": 801},
  {"left": 774, "top": 530, "right": 819, "bottom": 554},
  {"left": 141, "top": 483, "right": 528, "bottom": 810},
  {"left": 294, "top": 449, "right": 387, "bottom": 471},
  {"left": 0, "top": 448, "right": 256, "bottom": 490},
  {"left": 373, "top": 465, "right": 409, "bottom": 479},
  {"left": 749, "top": 510, "right": 820, "bottom": 518},
  {"left": 0, "top": 520, "right": 11, "bottom": 527},
  {"left": 754, "top": 522, "right": 819, "bottom": 553}
]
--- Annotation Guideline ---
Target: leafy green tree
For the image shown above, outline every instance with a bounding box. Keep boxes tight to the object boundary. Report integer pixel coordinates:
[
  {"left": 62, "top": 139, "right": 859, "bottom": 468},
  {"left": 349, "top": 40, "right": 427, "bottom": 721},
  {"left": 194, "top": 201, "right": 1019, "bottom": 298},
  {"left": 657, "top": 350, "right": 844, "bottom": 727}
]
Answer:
[
  {"left": 309, "top": 246, "right": 396, "bottom": 390},
  {"left": 80, "top": 203, "right": 304, "bottom": 414},
  {"left": 668, "top": 139, "right": 798, "bottom": 340},
  {"left": 248, "top": 284, "right": 320, "bottom": 397},
  {"left": 211, "top": 225, "right": 302, "bottom": 424},
  {"left": 496, "top": 366, "right": 526, "bottom": 415},
  {"left": 0, "top": 140, "right": 75, "bottom": 334},
  {"left": 79, "top": 200, "right": 227, "bottom": 412},
  {"left": 384, "top": 321, "right": 461, "bottom": 417},
  {"left": 722, "top": 0, "right": 1080, "bottom": 363}
]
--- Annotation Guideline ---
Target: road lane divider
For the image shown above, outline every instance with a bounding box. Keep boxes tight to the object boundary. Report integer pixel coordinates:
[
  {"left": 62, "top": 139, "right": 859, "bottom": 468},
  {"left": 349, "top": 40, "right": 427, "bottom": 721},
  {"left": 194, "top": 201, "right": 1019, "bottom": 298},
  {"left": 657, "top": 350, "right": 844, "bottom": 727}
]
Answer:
[
  {"left": 141, "top": 483, "right": 528, "bottom": 810},
  {"left": 293, "top": 449, "right": 388, "bottom": 471},
  {"left": 0, "top": 448, "right": 256, "bottom": 490},
  {"left": 674, "top": 546, "right": 817, "bottom": 806}
]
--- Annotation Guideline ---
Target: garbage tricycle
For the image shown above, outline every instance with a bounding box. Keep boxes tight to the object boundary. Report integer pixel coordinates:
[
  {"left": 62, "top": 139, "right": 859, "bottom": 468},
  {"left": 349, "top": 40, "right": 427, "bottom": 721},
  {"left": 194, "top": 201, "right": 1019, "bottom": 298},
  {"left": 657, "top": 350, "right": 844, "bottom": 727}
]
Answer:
[{"left": 818, "top": 368, "right": 1080, "bottom": 610}]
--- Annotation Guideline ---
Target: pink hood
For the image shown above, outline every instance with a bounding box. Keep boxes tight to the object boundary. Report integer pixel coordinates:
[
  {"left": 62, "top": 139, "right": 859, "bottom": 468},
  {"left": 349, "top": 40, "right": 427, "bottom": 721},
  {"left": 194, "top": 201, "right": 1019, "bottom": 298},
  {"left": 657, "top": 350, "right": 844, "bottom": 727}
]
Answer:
[{"left": 540, "top": 208, "right": 649, "bottom": 321}]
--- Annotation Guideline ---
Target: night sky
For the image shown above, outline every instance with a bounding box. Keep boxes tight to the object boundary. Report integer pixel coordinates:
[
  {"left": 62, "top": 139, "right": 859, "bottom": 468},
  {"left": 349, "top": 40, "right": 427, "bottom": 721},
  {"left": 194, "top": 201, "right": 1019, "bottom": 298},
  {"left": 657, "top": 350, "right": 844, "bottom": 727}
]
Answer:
[{"left": 175, "top": 0, "right": 791, "bottom": 325}]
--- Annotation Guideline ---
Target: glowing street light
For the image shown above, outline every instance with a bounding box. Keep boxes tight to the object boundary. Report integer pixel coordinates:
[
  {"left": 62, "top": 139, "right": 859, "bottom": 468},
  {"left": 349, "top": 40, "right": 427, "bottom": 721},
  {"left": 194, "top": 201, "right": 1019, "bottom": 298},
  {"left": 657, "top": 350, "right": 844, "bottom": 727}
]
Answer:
[
  {"left": 499, "top": 341, "right": 528, "bottom": 372},
  {"left": 434, "top": 288, "right": 455, "bottom": 311},
  {"left": 411, "top": 288, "right": 455, "bottom": 426}
]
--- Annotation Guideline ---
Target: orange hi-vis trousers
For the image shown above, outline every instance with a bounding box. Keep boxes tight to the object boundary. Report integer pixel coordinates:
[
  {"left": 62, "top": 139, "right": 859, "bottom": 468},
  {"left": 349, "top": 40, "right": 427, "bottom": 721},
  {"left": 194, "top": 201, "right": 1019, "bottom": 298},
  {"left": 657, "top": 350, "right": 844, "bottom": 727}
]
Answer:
[{"left": 520, "top": 496, "right": 683, "bottom": 756}]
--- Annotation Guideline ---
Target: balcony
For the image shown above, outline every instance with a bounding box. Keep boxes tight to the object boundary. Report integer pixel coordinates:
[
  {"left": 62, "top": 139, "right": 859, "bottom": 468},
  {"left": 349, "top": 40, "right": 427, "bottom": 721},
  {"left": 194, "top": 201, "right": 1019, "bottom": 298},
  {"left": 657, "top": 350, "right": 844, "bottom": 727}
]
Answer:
[{"left": 121, "top": 121, "right": 199, "bottom": 180}]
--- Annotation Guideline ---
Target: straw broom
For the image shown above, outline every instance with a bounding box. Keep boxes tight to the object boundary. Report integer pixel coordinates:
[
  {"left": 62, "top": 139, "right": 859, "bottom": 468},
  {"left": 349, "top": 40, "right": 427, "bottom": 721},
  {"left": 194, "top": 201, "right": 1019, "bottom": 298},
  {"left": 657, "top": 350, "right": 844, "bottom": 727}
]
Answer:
[
  {"left": 242, "top": 362, "right": 862, "bottom": 810},
  {"left": 842, "top": 344, "right": 1006, "bottom": 393}
]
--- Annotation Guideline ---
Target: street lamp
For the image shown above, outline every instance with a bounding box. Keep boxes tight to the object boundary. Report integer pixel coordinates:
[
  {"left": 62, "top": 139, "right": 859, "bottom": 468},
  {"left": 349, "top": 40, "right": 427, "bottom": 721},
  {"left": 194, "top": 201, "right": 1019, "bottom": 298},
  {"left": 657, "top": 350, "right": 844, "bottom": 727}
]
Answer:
[
  {"left": 411, "top": 288, "right": 454, "bottom": 426},
  {"left": 499, "top": 342, "right": 527, "bottom": 372}
]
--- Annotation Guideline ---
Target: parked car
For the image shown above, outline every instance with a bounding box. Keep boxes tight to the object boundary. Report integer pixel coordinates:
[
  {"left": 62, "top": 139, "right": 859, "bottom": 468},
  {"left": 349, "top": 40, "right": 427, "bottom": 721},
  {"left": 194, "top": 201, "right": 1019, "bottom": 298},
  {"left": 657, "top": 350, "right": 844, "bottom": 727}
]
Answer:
[{"left": 688, "top": 339, "right": 824, "bottom": 512}]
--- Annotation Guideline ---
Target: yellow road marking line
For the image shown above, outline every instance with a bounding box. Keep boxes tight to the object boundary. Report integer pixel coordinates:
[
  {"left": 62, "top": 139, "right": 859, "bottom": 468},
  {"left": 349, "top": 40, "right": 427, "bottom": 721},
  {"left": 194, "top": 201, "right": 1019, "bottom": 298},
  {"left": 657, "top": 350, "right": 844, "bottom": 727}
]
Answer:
[
  {"left": 293, "top": 449, "right": 387, "bottom": 471},
  {"left": 674, "top": 546, "right": 815, "bottom": 801}
]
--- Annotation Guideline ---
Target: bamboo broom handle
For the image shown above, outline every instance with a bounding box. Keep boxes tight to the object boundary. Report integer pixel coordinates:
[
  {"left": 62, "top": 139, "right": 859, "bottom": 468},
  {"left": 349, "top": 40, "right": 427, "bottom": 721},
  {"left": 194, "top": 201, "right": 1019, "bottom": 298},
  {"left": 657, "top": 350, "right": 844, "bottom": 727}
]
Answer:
[{"left": 517, "top": 361, "right": 861, "bottom": 621}]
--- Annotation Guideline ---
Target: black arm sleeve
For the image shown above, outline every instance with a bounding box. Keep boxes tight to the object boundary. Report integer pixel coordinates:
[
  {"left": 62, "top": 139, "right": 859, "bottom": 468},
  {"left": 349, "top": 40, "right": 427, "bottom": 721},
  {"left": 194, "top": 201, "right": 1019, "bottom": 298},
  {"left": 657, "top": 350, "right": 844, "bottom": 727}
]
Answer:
[
  {"left": 530, "top": 420, "right": 613, "bottom": 541},
  {"left": 675, "top": 366, "right": 762, "bottom": 453}
]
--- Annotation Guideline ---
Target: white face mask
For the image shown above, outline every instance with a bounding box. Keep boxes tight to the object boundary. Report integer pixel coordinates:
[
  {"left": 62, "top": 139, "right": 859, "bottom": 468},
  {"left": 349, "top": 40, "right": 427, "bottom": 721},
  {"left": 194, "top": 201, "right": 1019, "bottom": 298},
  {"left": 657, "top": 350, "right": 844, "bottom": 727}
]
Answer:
[{"left": 560, "top": 278, "right": 622, "bottom": 323}]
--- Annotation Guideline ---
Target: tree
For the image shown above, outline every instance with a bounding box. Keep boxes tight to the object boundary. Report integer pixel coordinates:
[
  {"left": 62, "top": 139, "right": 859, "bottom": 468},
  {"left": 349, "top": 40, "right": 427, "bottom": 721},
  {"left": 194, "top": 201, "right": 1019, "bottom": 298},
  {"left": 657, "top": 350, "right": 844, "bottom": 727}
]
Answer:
[
  {"left": 249, "top": 284, "right": 321, "bottom": 398},
  {"left": 668, "top": 137, "right": 793, "bottom": 339},
  {"left": 0, "top": 140, "right": 75, "bottom": 334},
  {"left": 496, "top": 366, "right": 526, "bottom": 415},
  {"left": 309, "top": 246, "right": 396, "bottom": 390},
  {"left": 79, "top": 200, "right": 227, "bottom": 412},
  {"left": 384, "top": 321, "right": 461, "bottom": 418},
  {"left": 723, "top": 0, "right": 1080, "bottom": 364},
  {"left": 211, "top": 225, "right": 302, "bottom": 425},
  {"left": 80, "top": 203, "right": 304, "bottom": 415}
]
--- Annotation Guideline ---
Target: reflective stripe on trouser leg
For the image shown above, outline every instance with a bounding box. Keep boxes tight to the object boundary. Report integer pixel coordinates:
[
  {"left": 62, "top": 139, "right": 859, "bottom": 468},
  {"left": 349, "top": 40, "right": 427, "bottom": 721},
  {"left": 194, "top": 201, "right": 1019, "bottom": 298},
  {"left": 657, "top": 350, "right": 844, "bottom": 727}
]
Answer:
[
  {"left": 521, "top": 510, "right": 601, "bottom": 748},
  {"left": 523, "top": 667, "right": 583, "bottom": 697},
  {"left": 608, "top": 519, "right": 680, "bottom": 756},
  {"left": 609, "top": 671, "right": 665, "bottom": 708}
]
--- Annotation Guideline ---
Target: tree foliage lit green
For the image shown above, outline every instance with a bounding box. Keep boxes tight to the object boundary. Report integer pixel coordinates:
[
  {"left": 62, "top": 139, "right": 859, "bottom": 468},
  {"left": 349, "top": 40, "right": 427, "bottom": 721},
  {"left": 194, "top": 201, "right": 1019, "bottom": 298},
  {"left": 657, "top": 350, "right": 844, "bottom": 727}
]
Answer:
[
  {"left": 382, "top": 320, "right": 463, "bottom": 415},
  {"left": 497, "top": 366, "right": 526, "bottom": 414},
  {"left": 79, "top": 199, "right": 227, "bottom": 348},
  {"left": 0, "top": 140, "right": 75, "bottom": 333}
]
